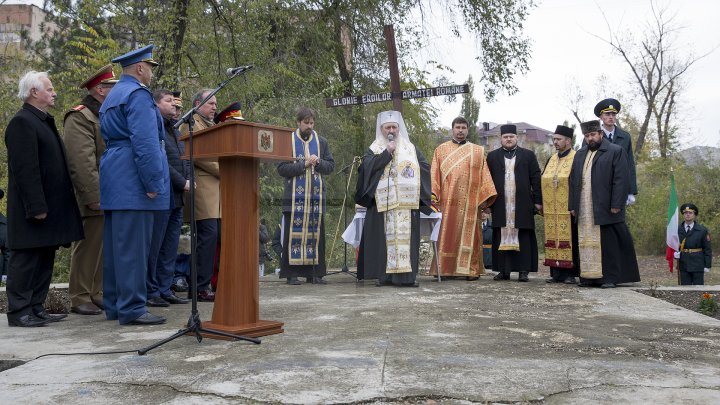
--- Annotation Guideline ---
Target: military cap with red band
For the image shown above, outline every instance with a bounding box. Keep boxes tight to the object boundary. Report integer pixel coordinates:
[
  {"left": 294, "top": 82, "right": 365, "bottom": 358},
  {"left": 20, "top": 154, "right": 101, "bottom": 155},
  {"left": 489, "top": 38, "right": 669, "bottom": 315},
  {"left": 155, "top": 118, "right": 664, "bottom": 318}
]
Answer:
[{"left": 80, "top": 64, "right": 117, "bottom": 90}]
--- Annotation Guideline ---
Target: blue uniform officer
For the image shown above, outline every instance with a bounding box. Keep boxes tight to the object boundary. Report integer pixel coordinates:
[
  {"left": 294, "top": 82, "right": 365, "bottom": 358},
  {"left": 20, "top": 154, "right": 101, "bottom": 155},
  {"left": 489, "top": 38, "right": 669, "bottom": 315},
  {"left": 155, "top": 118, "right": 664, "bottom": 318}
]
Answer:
[{"left": 100, "top": 45, "right": 171, "bottom": 325}]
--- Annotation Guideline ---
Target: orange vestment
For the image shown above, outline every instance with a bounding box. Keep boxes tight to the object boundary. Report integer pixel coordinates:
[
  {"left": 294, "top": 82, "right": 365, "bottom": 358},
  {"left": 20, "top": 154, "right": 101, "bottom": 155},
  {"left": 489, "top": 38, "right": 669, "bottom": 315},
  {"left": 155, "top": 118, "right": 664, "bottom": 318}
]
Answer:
[{"left": 431, "top": 141, "right": 497, "bottom": 276}]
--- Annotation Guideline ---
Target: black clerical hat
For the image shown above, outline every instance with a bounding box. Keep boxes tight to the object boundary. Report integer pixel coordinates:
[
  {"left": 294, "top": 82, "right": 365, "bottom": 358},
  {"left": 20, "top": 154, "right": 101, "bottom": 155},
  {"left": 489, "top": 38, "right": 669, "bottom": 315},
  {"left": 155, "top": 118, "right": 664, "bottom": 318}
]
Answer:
[
  {"left": 580, "top": 120, "right": 601, "bottom": 134},
  {"left": 554, "top": 125, "right": 574, "bottom": 138},
  {"left": 500, "top": 124, "right": 517, "bottom": 135},
  {"left": 594, "top": 98, "right": 621, "bottom": 117}
]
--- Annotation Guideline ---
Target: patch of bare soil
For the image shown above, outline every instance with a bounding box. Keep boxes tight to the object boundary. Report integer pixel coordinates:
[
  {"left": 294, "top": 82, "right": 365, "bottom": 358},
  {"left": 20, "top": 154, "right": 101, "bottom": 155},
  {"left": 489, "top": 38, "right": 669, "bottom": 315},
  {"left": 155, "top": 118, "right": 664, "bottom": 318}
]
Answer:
[
  {"left": 637, "top": 289, "right": 719, "bottom": 320},
  {"left": 0, "top": 287, "right": 70, "bottom": 314}
]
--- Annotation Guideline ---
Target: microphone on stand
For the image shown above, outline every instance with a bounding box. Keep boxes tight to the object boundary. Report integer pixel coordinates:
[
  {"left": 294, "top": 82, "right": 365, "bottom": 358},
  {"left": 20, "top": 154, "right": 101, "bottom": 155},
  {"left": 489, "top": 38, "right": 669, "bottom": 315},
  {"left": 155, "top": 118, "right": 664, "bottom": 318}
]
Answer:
[{"left": 225, "top": 65, "right": 254, "bottom": 76}]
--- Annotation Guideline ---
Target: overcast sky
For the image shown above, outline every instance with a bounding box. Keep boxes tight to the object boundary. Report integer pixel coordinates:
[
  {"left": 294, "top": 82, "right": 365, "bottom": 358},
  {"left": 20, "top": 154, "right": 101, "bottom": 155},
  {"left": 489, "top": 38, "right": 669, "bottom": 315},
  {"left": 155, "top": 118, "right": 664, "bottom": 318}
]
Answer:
[
  {"left": 421, "top": 0, "right": 720, "bottom": 148},
  {"left": 10, "top": 0, "right": 718, "bottom": 149}
]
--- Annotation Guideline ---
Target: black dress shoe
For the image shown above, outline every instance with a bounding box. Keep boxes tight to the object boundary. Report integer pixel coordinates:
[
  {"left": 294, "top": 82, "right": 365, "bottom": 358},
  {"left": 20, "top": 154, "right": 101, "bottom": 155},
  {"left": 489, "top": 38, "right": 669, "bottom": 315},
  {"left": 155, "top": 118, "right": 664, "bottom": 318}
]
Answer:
[
  {"left": 8, "top": 314, "right": 52, "bottom": 327},
  {"left": 546, "top": 278, "right": 562, "bottom": 283},
  {"left": 147, "top": 296, "right": 170, "bottom": 307},
  {"left": 564, "top": 277, "right": 577, "bottom": 285},
  {"left": 493, "top": 272, "right": 510, "bottom": 281},
  {"left": 309, "top": 277, "right": 327, "bottom": 285},
  {"left": 197, "top": 289, "right": 216, "bottom": 302},
  {"left": 466, "top": 276, "right": 479, "bottom": 281},
  {"left": 601, "top": 283, "right": 616, "bottom": 289},
  {"left": 578, "top": 281, "right": 592, "bottom": 287},
  {"left": 171, "top": 278, "right": 189, "bottom": 293},
  {"left": 518, "top": 272, "right": 529, "bottom": 282},
  {"left": 162, "top": 294, "right": 189, "bottom": 304},
  {"left": 127, "top": 312, "right": 166, "bottom": 325},
  {"left": 91, "top": 298, "right": 105, "bottom": 310},
  {"left": 286, "top": 277, "right": 302, "bottom": 285},
  {"left": 71, "top": 302, "right": 103, "bottom": 315},
  {"left": 34, "top": 310, "right": 68, "bottom": 322},
  {"left": 401, "top": 281, "right": 420, "bottom": 287},
  {"left": 375, "top": 280, "right": 392, "bottom": 287}
]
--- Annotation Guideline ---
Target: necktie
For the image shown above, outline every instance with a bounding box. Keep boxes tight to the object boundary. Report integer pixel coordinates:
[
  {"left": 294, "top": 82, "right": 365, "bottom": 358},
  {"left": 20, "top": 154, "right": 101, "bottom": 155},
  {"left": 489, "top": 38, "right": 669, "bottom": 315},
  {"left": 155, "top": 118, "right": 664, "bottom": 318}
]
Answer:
[
  {"left": 607, "top": 133, "right": 613, "bottom": 141},
  {"left": 686, "top": 225, "right": 690, "bottom": 232}
]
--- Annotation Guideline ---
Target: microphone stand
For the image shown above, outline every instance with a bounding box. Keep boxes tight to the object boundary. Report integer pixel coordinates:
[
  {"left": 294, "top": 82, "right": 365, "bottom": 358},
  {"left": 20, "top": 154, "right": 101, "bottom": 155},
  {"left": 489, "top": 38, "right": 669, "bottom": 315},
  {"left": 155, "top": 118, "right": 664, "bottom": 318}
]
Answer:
[
  {"left": 311, "top": 163, "right": 317, "bottom": 284},
  {"left": 139, "top": 70, "right": 259, "bottom": 355},
  {"left": 325, "top": 161, "right": 358, "bottom": 279}
]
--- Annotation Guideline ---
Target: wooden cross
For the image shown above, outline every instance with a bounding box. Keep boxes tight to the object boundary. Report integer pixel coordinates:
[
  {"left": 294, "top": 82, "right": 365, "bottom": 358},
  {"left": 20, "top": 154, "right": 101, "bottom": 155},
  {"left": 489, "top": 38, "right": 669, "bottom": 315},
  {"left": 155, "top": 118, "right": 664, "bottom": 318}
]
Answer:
[{"left": 325, "top": 25, "right": 468, "bottom": 111}]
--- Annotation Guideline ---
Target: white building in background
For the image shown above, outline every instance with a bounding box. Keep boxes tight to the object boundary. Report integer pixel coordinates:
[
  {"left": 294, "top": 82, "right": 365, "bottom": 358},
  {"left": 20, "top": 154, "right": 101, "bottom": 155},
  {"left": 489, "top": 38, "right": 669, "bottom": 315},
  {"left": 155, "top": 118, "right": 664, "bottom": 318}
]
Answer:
[{"left": 0, "top": 1, "right": 54, "bottom": 56}]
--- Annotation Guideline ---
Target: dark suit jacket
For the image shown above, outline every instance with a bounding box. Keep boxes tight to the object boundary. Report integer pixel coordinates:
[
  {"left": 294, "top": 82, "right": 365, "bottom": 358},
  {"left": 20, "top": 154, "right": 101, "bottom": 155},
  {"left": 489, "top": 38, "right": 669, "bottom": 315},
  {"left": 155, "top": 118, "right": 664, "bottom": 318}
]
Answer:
[
  {"left": 163, "top": 118, "right": 190, "bottom": 209},
  {"left": 613, "top": 126, "right": 637, "bottom": 195},
  {"left": 487, "top": 147, "right": 542, "bottom": 229},
  {"left": 583, "top": 125, "right": 637, "bottom": 194},
  {"left": 678, "top": 222, "right": 712, "bottom": 272},
  {"left": 4, "top": 103, "right": 84, "bottom": 249},
  {"left": 568, "top": 138, "right": 629, "bottom": 225}
]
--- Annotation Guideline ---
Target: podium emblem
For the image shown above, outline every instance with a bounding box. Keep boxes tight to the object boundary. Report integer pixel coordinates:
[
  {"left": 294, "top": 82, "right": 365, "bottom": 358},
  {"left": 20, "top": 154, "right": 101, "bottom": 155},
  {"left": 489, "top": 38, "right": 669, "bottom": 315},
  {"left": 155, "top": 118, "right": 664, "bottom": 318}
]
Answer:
[{"left": 258, "top": 130, "right": 274, "bottom": 152}]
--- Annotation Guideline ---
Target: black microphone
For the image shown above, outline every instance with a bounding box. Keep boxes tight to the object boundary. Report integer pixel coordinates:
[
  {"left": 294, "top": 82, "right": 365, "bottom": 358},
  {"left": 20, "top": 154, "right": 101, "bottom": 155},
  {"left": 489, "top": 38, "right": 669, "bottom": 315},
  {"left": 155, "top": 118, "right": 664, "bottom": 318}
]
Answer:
[{"left": 226, "top": 65, "right": 254, "bottom": 76}]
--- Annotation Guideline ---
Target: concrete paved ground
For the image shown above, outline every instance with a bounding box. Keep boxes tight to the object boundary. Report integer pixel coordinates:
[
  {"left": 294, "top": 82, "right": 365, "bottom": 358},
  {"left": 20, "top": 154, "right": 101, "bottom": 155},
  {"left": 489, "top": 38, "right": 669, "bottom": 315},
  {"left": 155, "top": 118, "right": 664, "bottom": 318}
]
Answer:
[{"left": 1, "top": 274, "right": 719, "bottom": 404}]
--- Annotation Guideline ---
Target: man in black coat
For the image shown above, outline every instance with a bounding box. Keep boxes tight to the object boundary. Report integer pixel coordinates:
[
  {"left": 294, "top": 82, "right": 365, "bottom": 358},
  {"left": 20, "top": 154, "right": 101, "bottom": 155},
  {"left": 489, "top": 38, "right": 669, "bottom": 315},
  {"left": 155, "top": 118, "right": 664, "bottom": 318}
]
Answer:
[
  {"left": 4, "top": 71, "right": 84, "bottom": 327},
  {"left": 487, "top": 124, "right": 542, "bottom": 282},
  {"left": 569, "top": 120, "right": 640, "bottom": 288},
  {"left": 145, "top": 89, "right": 191, "bottom": 307},
  {"left": 676, "top": 203, "right": 712, "bottom": 285},
  {"left": 594, "top": 98, "right": 637, "bottom": 200},
  {"left": 0, "top": 189, "right": 8, "bottom": 284}
]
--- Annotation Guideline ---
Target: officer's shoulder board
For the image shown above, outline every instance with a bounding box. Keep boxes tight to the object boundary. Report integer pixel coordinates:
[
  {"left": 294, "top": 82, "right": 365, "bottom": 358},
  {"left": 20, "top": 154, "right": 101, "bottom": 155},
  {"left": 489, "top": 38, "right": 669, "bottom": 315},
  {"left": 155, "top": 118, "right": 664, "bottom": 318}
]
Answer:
[{"left": 72, "top": 105, "right": 86, "bottom": 112}]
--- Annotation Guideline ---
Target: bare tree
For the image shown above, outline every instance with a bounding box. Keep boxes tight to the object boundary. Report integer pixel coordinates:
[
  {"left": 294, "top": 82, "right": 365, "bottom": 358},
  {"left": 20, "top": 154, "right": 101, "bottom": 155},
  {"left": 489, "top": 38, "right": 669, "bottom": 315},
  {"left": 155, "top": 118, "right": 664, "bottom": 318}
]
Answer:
[
  {"left": 594, "top": 1, "right": 715, "bottom": 159},
  {"left": 563, "top": 76, "right": 584, "bottom": 126}
]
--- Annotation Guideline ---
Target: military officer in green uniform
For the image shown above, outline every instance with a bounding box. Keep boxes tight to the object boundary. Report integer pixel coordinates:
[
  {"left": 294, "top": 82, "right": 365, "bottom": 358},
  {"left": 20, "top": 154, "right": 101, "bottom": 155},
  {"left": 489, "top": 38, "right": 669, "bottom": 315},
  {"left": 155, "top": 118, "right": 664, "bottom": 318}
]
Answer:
[{"left": 63, "top": 64, "right": 117, "bottom": 316}]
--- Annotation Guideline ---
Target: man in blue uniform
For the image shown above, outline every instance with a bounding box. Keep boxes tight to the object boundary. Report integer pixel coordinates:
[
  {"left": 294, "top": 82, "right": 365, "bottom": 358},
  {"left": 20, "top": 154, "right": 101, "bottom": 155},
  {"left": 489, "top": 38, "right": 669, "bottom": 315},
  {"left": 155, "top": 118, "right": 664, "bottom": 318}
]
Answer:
[{"left": 100, "top": 45, "right": 171, "bottom": 325}]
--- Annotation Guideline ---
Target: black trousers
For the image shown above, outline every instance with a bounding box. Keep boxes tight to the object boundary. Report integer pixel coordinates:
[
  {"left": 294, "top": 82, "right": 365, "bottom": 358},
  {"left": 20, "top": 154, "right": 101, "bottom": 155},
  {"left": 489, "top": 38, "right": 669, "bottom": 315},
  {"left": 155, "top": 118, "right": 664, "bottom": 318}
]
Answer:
[
  {"left": 195, "top": 218, "right": 218, "bottom": 290},
  {"left": 680, "top": 270, "right": 704, "bottom": 285},
  {"left": 6, "top": 246, "right": 57, "bottom": 319}
]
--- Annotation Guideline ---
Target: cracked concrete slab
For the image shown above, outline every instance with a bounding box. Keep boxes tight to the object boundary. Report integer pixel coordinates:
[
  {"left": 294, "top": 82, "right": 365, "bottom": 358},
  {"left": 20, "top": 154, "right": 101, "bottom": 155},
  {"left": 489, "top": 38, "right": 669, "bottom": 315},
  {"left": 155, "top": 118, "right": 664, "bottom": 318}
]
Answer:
[{"left": 2, "top": 274, "right": 720, "bottom": 404}]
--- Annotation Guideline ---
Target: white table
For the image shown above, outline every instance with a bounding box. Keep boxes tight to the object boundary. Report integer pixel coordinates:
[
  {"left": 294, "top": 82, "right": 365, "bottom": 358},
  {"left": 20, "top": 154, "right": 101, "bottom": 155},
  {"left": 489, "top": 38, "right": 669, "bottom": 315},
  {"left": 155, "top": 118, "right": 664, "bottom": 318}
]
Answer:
[{"left": 341, "top": 210, "right": 444, "bottom": 280}]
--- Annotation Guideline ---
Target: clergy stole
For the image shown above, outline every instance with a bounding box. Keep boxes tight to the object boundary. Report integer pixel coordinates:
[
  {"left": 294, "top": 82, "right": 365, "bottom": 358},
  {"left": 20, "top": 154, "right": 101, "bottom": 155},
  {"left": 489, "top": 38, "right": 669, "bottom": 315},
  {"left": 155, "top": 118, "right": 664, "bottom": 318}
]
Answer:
[
  {"left": 577, "top": 150, "right": 603, "bottom": 279},
  {"left": 432, "top": 142, "right": 496, "bottom": 274},
  {"left": 499, "top": 156, "right": 520, "bottom": 251},
  {"left": 288, "top": 130, "right": 323, "bottom": 265},
  {"left": 372, "top": 141, "right": 420, "bottom": 273},
  {"left": 541, "top": 150, "right": 576, "bottom": 268}
]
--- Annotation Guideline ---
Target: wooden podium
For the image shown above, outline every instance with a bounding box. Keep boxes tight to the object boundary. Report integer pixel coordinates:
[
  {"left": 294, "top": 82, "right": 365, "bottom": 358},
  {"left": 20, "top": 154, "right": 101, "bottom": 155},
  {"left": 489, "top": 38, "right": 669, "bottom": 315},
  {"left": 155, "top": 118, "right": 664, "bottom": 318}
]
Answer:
[{"left": 181, "top": 119, "right": 293, "bottom": 338}]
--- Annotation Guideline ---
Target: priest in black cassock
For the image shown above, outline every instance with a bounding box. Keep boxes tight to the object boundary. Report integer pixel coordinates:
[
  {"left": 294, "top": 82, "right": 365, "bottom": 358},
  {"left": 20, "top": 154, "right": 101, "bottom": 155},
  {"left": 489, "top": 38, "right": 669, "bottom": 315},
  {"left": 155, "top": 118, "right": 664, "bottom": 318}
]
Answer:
[
  {"left": 355, "top": 110, "right": 432, "bottom": 287},
  {"left": 487, "top": 124, "right": 542, "bottom": 282},
  {"left": 277, "top": 108, "right": 335, "bottom": 285},
  {"left": 568, "top": 120, "right": 640, "bottom": 288}
]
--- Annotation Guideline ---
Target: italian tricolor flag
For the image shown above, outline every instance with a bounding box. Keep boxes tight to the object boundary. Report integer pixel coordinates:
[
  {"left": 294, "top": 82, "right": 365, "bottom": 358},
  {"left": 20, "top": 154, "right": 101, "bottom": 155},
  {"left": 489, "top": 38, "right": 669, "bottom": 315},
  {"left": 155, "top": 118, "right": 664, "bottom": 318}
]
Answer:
[{"left": 666, "top": 173, "right": 679, "bottom": 272}]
